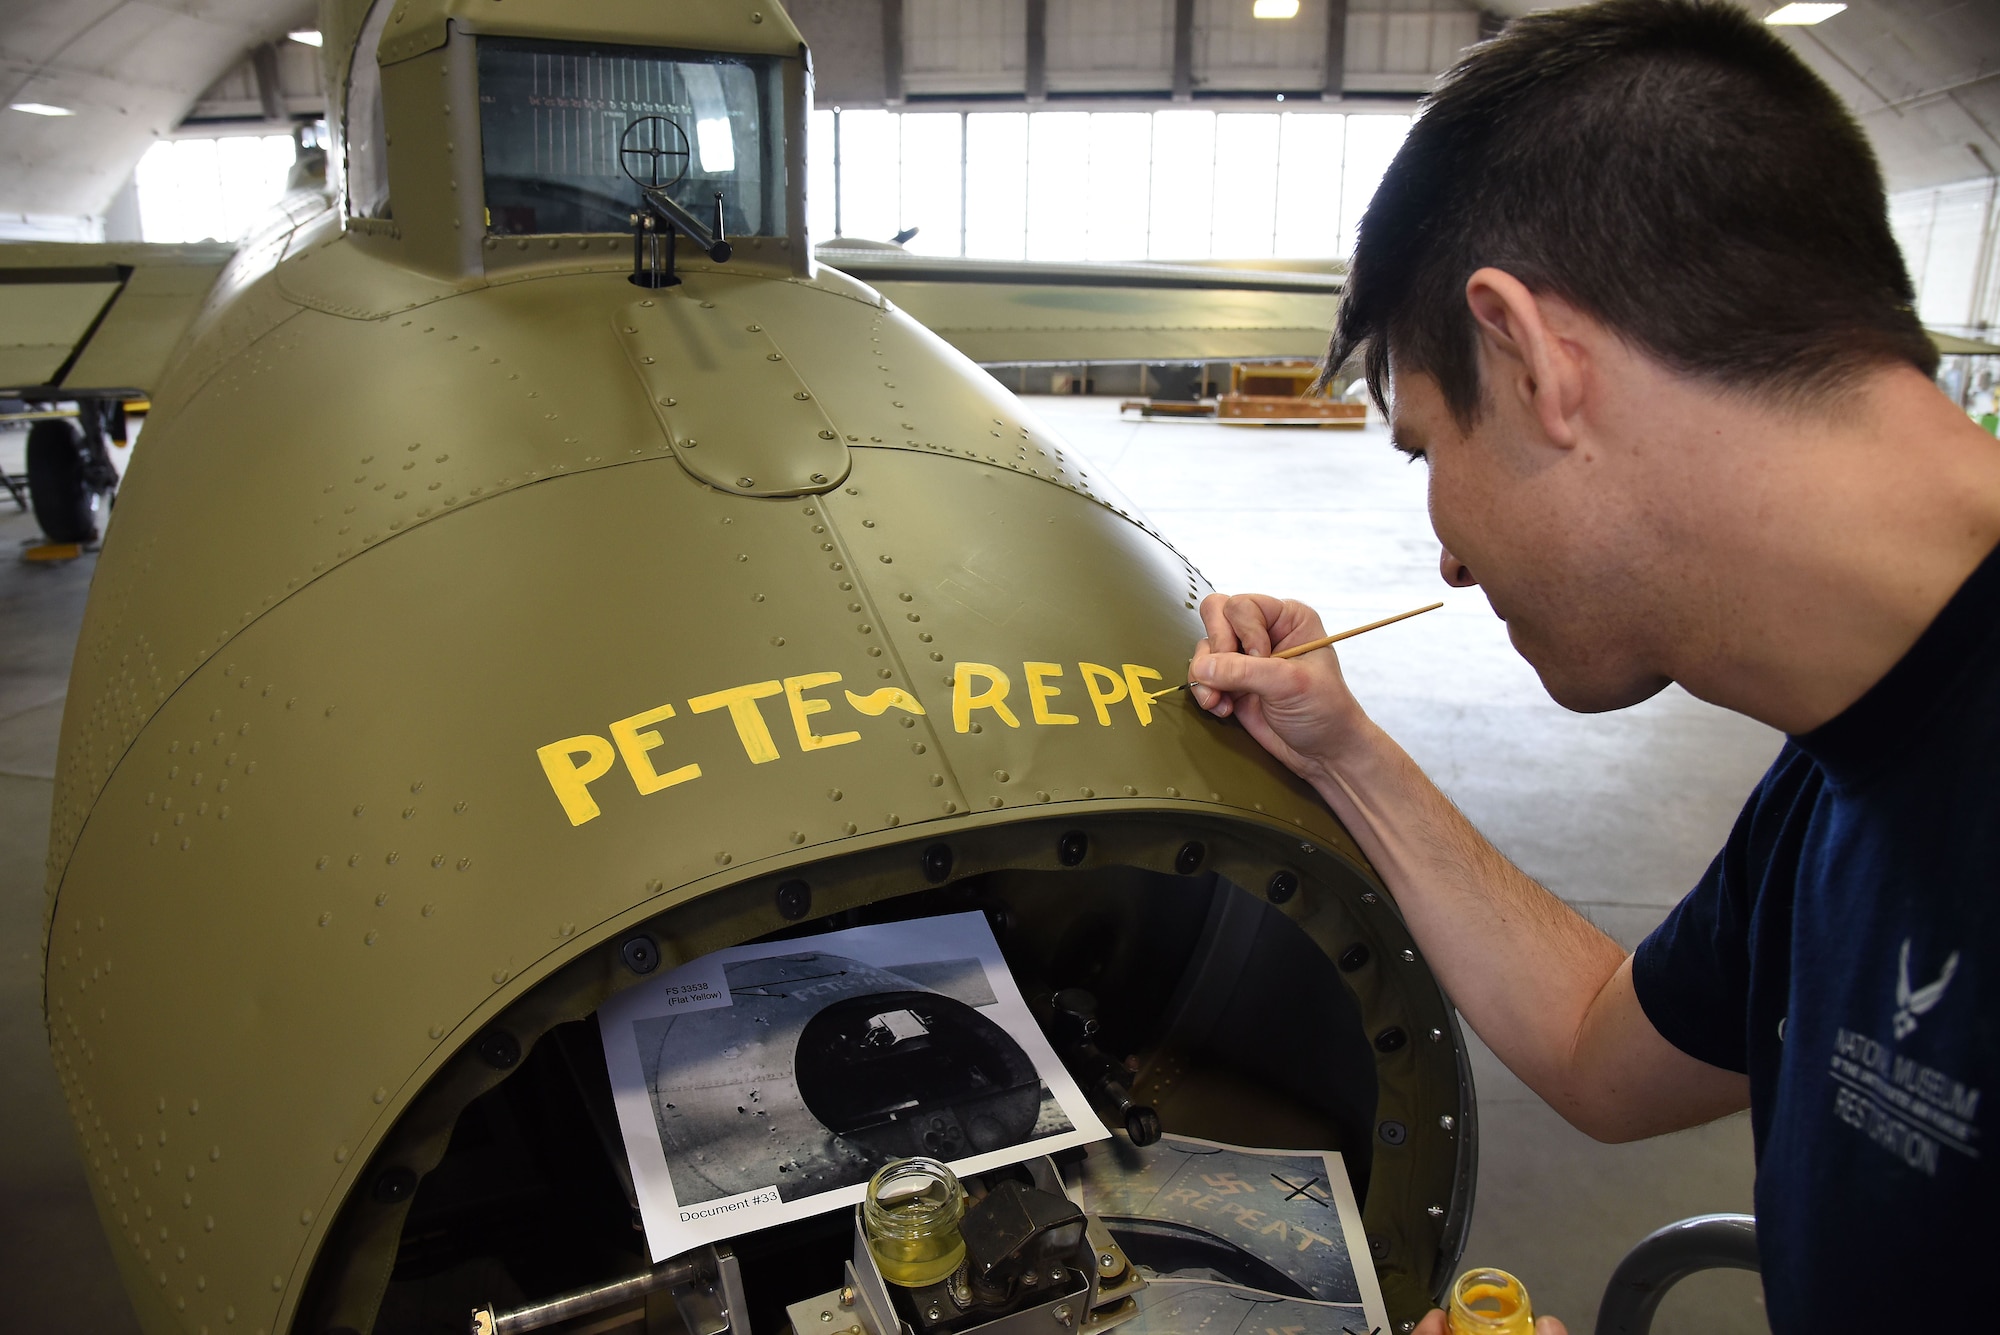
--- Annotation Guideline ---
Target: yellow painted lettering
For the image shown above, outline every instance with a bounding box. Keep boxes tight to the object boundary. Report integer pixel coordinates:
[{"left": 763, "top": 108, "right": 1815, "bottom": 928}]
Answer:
[
  {"left": 687, "top": 680, "right": 785, "bottom": 763},
  {"left": 844, "top": 685, "right": 927, "bottom": 717},
  {"left": 785, "top": 672, "right": 862, "bottom": 751},
  {"left": 1260, "top": 1218, "right": 1291, "bottom": 1242},
  {"left": 952, "top": 663, "right": 1021, "bottom": 732},
  {"left": 536, "top": 734, "right": 616, "bottom": 826},
  {"left": 1023, "top": 662, "right": 1079, "bottom": 725},
  {"left": 609, "top": 703, "right": 701, "bottom": 795},
  {"left": 1079, "top": 662, "right": 1128, "bottom": 726},
  {"left": 1294, "top": 1224, "right": 1335, "bottom": 1253},
  {"left": 1123, "top": 664, "right": 1164, "bottom": 725}
]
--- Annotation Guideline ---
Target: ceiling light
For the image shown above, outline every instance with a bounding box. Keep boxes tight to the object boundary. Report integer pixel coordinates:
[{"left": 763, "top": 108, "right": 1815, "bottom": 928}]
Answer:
[
  {"left": 1253, "top": 0, "right": 1301, "bottom": 18},
  {"left": 10, "top": 102, "right": 74, "bottom": 116},
  {"left": 1765, "top": 3, "right": 1846, "bottom": 24},
  {"left": 288, "top": 29, "right": 323, "bottom": 47}
]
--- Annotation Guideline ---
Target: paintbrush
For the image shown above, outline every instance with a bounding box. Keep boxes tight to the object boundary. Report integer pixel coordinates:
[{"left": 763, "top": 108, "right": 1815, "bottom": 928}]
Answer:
[{"left": 1152, "top": 601, "right": 1445, "bottom": 698}]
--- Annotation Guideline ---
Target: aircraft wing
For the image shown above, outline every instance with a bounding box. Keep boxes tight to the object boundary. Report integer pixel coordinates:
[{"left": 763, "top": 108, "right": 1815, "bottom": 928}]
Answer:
[
  {"left": 815, "top": 246, "right": 1344, "bottom": 364},
  {"left": 1930, "top": 329, "right": 2000, "bottom": 356},
  {"left": 0, "top": 241, "right": 237, "bottom": 398}
]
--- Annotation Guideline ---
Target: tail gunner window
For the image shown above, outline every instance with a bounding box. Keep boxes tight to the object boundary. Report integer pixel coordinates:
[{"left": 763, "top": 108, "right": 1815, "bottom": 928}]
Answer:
[{"left": 477, "top": 38, "right": 780, "bottom": 237}]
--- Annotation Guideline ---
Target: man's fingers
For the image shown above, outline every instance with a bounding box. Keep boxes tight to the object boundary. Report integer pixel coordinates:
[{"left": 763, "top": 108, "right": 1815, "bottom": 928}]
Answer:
[
  {"left": 1191, "top": 646, "right": 1302, "bottom": 698},
  {"left": 1413, "top": 1305, "right": 1563, "bottom": 1335},
  {"left": 1201, "top": 592, "right": 1305, "bottom": 660},
  {"left": 1222, "top": 596, "right": 1281, "bottom": 658},
  {"left": 1272, "top": 597, "right": 1330, "bottom": 653},
  {"left": 1198, "top": 594, "right": 1243, "bottom": 655}
]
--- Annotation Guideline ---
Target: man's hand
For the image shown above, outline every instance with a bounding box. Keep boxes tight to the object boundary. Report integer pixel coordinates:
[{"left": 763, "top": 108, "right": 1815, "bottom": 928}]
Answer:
[
  {"left": 1184, "top": 589, "right": 1751, "bottom": 1143},
  {"left": 1188, "top": 592, "right": 1376, "bottom": 780},
  {"left": 1412, "top": 1309, "right": 1568, "bottom": 1335}
]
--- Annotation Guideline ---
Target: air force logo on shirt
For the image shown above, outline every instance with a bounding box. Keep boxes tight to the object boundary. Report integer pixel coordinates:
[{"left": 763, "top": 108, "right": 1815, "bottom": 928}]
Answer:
[
  {"left": 1826, "top": 938, "right": 1980, "bottom": 1177},
  {"left": 1893, "top": 939, "right": 1960, "bottom": 1040}
]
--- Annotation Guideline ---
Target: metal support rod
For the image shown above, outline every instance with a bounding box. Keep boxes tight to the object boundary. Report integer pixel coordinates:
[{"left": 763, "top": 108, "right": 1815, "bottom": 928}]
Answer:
[
  {"left": 472, "top": 1253, "right": 710, "bottom": 1335},
  {"left": 1321, "top": 0, "right": 1348, "bottom": 102},
  {"left": 1171, "top": 0, "right": 1195, "bottom": 102},
  {"left": 1592, "top": 1214, "right": 1758, "bottom": 1335},
  {"left": 252, "top": 42, "right": 285, "bottom": 123},
  {"left": 1025, "top": 0, "right": 1047, "bottom": 102},
  {"left": 882, "top": 0, "right": 905, "bottom": 106}
]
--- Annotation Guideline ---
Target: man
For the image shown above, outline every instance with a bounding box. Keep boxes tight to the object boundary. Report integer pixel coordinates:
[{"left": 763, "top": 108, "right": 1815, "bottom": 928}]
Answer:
[{"left": 1187, "top": 1, "right": 1995, "bottom": 1329}]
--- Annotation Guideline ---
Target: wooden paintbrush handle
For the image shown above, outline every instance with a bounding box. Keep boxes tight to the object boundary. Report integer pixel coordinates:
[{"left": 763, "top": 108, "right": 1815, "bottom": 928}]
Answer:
[
  {"left": 1158, "top": 600, "right": 1446, "bottom": 696},
  {"left": 1270, "top": 601, "right": 1445, "bottom": 660}
]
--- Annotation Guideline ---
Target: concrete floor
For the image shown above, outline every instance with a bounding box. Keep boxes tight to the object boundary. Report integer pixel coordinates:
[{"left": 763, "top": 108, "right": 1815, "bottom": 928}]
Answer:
[{"left": 0, "top": 400, "right": 1777, "bottom": 1333}]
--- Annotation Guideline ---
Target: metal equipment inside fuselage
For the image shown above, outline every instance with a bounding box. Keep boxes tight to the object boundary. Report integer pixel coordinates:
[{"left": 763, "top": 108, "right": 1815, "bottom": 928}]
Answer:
[{"left": 39, "top": 3, "right": 1475, "bottom": 1333}]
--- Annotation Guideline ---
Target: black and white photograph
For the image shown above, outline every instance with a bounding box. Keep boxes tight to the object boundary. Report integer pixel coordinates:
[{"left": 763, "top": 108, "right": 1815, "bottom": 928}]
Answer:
[
  {"left": 598, "top": 911, "right": 1106, "bottom": 1260},
  {"left": 1072, "top": 1133, "right": 1389, "bottom": 1334}
]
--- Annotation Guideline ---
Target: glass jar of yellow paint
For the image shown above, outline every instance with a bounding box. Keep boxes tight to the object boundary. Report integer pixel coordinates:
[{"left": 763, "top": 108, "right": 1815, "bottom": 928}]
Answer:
[
  {"left": 862, "top": 1157, "right": 967, "bottom": 1288},
  {"left": 1447, "top": 1268, "right": 1535, "bottom": 1335}
]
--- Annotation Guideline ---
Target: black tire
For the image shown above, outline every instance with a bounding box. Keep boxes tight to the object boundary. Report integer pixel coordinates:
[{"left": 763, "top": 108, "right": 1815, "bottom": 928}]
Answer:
[{"left": 27, "top": 418, "right": 100, "bottom": 544}]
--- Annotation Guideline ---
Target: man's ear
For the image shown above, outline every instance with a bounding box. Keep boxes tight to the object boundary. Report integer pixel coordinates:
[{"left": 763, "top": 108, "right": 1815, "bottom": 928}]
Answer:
[{"left": 1465, "top": 267, "right": 1583, "bottom": 449}]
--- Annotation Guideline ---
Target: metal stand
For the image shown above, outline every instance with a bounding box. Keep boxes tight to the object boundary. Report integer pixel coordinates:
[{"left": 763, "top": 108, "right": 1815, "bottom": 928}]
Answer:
[
  {"left": 616, "top": 113, "right": 735, "bottom": 289},
  {"left": 628, "top": 189, "right": 733, "bottom": 290},
  {"left": 1592, "top": 1214, "right": 1758, "bottom": 1335}
]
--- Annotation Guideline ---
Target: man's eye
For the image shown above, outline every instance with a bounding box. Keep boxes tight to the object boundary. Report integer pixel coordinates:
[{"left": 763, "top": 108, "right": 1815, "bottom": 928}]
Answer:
[{"left": 1403, "top": 448, "right": 1428, "bottom": 465}]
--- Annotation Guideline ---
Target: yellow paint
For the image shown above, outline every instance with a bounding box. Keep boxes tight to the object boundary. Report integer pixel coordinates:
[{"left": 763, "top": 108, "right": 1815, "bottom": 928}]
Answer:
[
  {"left": 952, "top": 663, "right": 1021, "bottom": 732},
  {"left": 784, "top": 672, "right": 863, "bottom": 751},
  {"left": 1123, "top": 664, "right": 1164, "bottom": 725},
  {"left": 1023, "top": 662, "right": 1079, "bottom": 725},
  {"left": 537, "top": 659, "right": 1175, "bottom": 823},
  {"left": 845, "top": 686, "right": 927, "bottom": 717},
  {"left": 536, "top": 734, "right": 617, "bottom": 826},
  {"left": 1448, "top": 1269, "right": 1534, "bottom": 1335},
  {"left": 1079, "top": 662, "right": 1128, "bottom": 726},
  {"left": 687, "top": 680, "right": 785, "bottom": 764},
  {"left": 609, "top": 703, "right": 702, "bottom": 795}
]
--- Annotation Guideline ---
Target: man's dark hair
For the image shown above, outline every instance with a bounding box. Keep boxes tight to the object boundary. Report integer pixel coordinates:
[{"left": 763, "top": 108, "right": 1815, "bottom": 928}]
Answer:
[{"left": 1327, "top": 0, "right": 1935, "bottom": 425}]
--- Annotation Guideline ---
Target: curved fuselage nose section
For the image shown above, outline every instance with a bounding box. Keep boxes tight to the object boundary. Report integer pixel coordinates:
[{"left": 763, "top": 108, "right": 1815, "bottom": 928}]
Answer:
[{"left": 45, "top": 234, "right": 1468, "bottom": 1334}]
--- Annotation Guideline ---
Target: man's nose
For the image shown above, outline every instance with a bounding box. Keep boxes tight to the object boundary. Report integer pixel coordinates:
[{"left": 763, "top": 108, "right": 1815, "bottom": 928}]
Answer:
[{"left": 1440, "top": 546, "right": 1478, "bottom": 588}]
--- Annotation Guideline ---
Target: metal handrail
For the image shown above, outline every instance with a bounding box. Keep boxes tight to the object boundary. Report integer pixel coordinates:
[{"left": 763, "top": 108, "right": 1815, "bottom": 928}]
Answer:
[{"left": 1593, "top": 1213, "right": 1758, "bottom": 1335}]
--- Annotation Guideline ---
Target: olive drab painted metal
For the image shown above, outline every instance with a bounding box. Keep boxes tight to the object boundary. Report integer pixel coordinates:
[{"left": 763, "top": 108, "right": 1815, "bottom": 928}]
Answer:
[{"left": 41, "top": 2, "right": 1474, "bottom": 1333}]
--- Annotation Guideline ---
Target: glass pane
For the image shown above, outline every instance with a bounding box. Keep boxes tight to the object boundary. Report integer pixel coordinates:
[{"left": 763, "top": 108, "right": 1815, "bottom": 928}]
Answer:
[
  {"left": 964, "top": 112, "right": 1028, "bottom": 259},
  {"left": 1274, "top": 112, "right": 1343, "bottom": 258},
  {"left": 1026, "top": 112, "right": 1090, "bottom": 261},
  {"left": 477, "top": 37, "right": 780, "bottom": 237},
  {"left": 1147, "top": 109, "right": 1215, "bottom": 259},
  {"left": 1210, "top": 114, "right": 1281, "bottom": 258},
  {"left": 809, "top": 108, "right": 837, "bottom": 242},
  {"left": 1339, "top": 114, "right": 1413, "bottom": 258},
  {"left": 838, "top": 108, "right": 901, "bottom": 242},
  {"left": 1085, "top": 112, "right": 1151, "bottom": 262},
  {"left": 899, "top": 113, "right": 963, "bottom": 256}
]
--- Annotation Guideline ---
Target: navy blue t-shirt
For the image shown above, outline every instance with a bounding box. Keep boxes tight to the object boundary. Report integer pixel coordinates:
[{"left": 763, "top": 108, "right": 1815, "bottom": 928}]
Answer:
[{"left": 1633, "top": 546, "right": 1997, "bottom": 1329}]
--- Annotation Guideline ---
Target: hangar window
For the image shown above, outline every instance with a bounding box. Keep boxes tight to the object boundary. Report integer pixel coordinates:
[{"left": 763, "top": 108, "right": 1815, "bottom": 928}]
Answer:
[
  {"left": 812, "top": 106, "right": 1411, "bottom": 261},
  {"left": 477, "top": 38, "right": 781, "bottom": 238}
]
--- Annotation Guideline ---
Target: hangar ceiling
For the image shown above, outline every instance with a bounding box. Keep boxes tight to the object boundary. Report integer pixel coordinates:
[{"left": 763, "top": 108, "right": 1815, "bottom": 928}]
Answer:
[
  {"left": 1488, "top": 0, "right": 2000, "bottom": 191},
  {"left": 0, "top": 0, "right": 1993, "bottom": 226},
  {"left": 0, "top": 0, "right": 316, "bottom": 220}
]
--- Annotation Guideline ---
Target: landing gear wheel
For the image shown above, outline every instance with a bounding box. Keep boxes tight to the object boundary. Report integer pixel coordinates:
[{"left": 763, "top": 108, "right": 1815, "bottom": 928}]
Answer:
[{"left": 26, "top": 418, "right": 102, "bottom": 544}]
